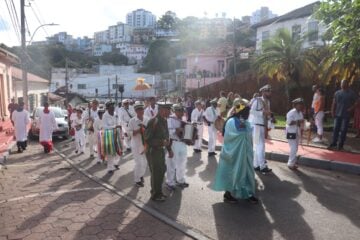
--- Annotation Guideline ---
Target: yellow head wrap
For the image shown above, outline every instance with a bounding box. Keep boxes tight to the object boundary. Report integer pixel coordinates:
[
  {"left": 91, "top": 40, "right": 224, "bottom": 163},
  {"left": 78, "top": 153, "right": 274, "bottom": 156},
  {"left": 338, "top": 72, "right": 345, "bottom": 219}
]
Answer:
[{"left": 233, "top": 98, "right": 249, "bottom": 113}]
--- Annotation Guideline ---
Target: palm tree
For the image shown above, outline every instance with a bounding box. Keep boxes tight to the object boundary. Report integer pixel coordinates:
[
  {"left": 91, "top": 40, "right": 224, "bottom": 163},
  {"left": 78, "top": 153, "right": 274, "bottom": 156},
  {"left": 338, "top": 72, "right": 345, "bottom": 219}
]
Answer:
[{"left": 253, "top": 29, "right": 317, "bottom": 103}]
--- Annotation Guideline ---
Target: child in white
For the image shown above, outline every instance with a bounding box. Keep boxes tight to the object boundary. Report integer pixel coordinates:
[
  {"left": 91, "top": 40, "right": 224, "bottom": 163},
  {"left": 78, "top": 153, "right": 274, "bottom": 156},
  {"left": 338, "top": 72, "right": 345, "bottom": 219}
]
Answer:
[
  {"left": 93, "top": 110, "right": 104, "bottom": 163},
  {"left": 286, "top": 98, "right": 304, "bottom": 169},
  {"left": 72, "top": 108, "right": 86, "bottom": 154},
  {"left": 127, "top": 101, "right": 149, "bottom": 187}
]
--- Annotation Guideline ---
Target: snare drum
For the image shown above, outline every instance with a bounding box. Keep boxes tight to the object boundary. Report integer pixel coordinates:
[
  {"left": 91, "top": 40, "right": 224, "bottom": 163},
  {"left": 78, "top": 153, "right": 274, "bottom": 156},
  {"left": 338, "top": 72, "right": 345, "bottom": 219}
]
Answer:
[
  {"left": 182, "top": 123, "right": 198, "bottom": 145},
  {"left": 98, "top": 128, "right": 123, "bottom": 160}
]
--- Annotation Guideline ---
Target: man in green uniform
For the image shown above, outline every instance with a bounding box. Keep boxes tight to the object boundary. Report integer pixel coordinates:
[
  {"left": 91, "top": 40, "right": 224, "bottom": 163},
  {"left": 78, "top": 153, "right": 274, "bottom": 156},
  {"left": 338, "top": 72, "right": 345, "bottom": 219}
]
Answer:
[{"left": 145, "top": 102, "right": 173, "bottom": 201}]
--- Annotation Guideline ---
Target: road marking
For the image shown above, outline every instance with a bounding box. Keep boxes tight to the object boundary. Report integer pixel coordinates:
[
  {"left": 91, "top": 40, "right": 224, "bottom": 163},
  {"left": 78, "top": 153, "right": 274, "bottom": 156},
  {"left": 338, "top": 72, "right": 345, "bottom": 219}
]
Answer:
[{"left": 0, "top": 187, "right": 104, "bottom": 204}]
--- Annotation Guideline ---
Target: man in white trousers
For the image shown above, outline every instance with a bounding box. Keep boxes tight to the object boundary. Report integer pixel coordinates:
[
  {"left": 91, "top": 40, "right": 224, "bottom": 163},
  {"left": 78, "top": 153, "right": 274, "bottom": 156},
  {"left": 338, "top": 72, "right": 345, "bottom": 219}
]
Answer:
[
  {"left": 128, "top": 101, "right": 149, "bottom": 187},
  {"left": 11, "top": 102, "right": 30, "bottom": 153},
  {"left": 166, "top": 104, "right": 189, "bottom": 190},
  {"left": 191, "top": 100, "right": 204, "bottom": 153},
  {"left": 118, "top": 99, "right": 133, "bottom": 152},
  {"left": 103, "top": 102, "right": 121, "bottom": 174},
  {"left": 249, "top": 84, "right": 272, "bottom": 174},
  {"left": 286, "top": 98, "right": 304, "bottom": 170},
  {"left": 92, "top": 108, "right": 104, "bottom": 164},
  {"left": 84, "top": 100, "right": 99, "bottom": 158},
  {"left": 72, "top": 107, "right": 86, "bottom": 154},
  {"left": 204, "top": 98, "right": 219, "bottom": 156}
]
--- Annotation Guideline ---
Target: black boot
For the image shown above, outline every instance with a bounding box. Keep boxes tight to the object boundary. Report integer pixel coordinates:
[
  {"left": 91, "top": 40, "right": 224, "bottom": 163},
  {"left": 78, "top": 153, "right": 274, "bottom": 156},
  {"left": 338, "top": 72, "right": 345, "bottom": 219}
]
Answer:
[{"left": 223, "top": 191, "right": 237, "bottom": 203}]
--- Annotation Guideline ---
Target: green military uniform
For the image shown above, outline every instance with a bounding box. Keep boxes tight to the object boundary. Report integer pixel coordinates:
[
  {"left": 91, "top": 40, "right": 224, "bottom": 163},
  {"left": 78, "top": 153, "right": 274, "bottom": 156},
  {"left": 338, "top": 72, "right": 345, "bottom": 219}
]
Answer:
[{"left": 145, "top": 114, "right": 170, "bottom": 200}]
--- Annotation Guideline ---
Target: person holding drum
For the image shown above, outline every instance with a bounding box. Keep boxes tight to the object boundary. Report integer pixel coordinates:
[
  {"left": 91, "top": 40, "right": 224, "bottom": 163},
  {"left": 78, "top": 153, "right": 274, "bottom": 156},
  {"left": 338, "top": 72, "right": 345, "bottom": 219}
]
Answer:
[
  {"left": 118, "top": 99, "right": 134, "bottom": 152},
  {"left": 204, "top": 98, "right": 220, "bottom": 156},
  {"left": 191, "top": 100, "right": 204, "bottom": 153},
  {"left": 166, "top": 104, "right": 190, "bottom": 190},
  {"left": 128, "top": 101, "right": 150, "bottom": 187},
  {"left": 84, "top": 99, "right": 99, "bottom": 158},
  {"left": 72, "top": 107, "right": 86, "bottom": 154},
  {"left": 145, "top": 102, "right": 173, "bottom": 202},
  {"left": 103, "top": 102, "right": 122, "bottom": 174},
  {"left": 249, "top": 84, "right": 273, "bottom": 174}
]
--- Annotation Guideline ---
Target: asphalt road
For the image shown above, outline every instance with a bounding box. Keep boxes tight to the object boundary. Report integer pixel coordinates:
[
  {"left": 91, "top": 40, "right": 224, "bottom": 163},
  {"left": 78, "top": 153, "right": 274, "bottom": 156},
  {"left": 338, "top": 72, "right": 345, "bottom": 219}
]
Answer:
[{"left": 54, "top": 138, "right": 360, "bottom": 240}]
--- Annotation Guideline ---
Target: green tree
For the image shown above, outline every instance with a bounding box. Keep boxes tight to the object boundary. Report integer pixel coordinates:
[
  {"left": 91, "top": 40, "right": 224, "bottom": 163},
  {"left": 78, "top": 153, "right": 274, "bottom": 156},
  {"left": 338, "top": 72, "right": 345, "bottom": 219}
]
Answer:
[
  {"left": 253, "top": 29, "right": 316, "bottom": 102},
  {"left": 100, "top": 52, "right": 128, "bottom": 65},
  {"left": 157, "top": 11, "right": 179, "bottom": 31},
  {"left": 141, "top": 40, "right": 176, "bottom": 73},
  {"left": 316, "top": 0, "right": 360, "bottom": 82}
]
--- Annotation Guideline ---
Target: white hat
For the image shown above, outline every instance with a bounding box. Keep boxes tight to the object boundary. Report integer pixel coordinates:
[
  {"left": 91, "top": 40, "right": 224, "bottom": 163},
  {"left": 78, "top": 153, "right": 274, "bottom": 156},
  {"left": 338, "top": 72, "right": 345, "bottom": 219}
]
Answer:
[
  {"left": 259, "top": 84, "right": 271, "bottom": 92},
  {"left": 122, "top": 99, "right": 130, "bottom": 104}
]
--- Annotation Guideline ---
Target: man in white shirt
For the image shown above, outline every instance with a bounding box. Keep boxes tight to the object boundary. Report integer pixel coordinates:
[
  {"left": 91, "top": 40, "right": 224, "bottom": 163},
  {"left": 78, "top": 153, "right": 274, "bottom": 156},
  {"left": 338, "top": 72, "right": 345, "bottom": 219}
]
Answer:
[
  {"left": 144, "top": 97, "right": 158, "bottom": 119},
  {"left": 128, "top": 101, "right": 149, "bottom": 187},
  {"left": 102, "top": 102, "right": 121, "bottom": 174},
  {"left": 204, "top": 98, "right": 220, "bottom": 156},
  {"left": 166, "top": 104, "right": 189, "bottom": 190},
  {"left": 217, "top": 91, "right": 228, "bottom": 117},
  {"left": 72, "top": 107, "right": 86, "bottom": 154},
  {"left": 249, "top": 84, "right": 272, "bottom": 174},
  {"left": 83, "top": 100, "right": 99, "bottom": 158},
  {"left": 118, "top": 99, "right": 134, "bottom": 152},
  {"left": 286, "top": 98, "right": 304, "bottom": 170},
  {"left": 93, "top": 108, "right": 104, "bottom": 164},
  {"left": 191, "top": 100, "right": 204, "bottom": 153},
  {"left": 11, "top": 102, "right": 30, "bottom": 153}
]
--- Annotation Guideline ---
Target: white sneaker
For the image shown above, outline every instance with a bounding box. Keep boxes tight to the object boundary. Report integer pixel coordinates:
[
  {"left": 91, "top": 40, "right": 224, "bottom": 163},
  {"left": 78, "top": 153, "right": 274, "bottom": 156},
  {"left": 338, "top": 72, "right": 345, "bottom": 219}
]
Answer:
[{"left": 312, "top": 137, "right": 323, "bottom": 143}]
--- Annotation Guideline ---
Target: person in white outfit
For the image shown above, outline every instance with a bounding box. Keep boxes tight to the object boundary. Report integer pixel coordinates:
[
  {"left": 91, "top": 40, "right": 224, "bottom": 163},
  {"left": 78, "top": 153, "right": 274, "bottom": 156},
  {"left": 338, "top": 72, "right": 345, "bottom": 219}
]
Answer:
[
  {"left": 286, "top": 98, "right": 305, "bottom": 170},
  {"left": 11, "top": 102, "right": 30, "bottom": 153},
  {"left": 93, "top": 108, "right": 105, "bottom": 164},
  {"left": 204, "top": 98, "right": 220, "bottom": 156},
  {"left": 191, "top": 100, "right": 204, "bottom": 153},
  {"left": 128, "top": 101, "right": 149, "bottom": 187},
  {"left": 118, "top": 99, "right": 134, "bottom": 152},
  {"left": 249, "top": 84, "right": 272, "bottom": 174},
  {"left": 312, "top": 88, "right": 325, "bottom": 143},
  {"left": 72, "top": 108, "right": 86, "bottom": 154},
  {"left": 84, "top": 100, "right": 99, "bottom": 157},
  {"left": 166, "top": 104, "right": 189, "bottom": 190},
  {"left": 38, "top": 102, "right": 58, "bottom": 153},
  {"left": 144, "top": 97, "right": 158, "bottom": 119},
  {"left": 102, "top": 102, "right": 121, "bottom": 174}
]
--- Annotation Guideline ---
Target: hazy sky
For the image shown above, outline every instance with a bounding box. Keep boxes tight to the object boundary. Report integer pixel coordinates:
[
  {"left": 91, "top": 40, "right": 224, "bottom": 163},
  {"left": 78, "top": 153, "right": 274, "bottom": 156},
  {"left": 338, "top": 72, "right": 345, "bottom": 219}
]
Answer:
[{"left": 0, "top": 0, "right": 318, "bottom": 47}]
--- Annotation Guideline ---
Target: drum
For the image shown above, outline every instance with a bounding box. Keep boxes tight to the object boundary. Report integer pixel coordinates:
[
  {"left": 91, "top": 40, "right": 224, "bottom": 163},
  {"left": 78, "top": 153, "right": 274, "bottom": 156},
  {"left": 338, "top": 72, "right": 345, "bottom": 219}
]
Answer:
[
  {"left": 182, "top": 123, "right": 198, "bottom": 145},
  {"left": 215, "top": 118, "right": 225, "bottom": 132},
  {"left": 98, "top": 128, "right": 123, "bottom": 160}
]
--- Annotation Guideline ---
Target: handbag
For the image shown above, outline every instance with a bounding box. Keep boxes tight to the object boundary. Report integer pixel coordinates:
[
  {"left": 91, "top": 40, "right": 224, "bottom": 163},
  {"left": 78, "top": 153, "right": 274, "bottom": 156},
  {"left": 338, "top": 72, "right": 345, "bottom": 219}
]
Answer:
[{"left": 286, "top": 132, "right": 297, "bottom": 139}]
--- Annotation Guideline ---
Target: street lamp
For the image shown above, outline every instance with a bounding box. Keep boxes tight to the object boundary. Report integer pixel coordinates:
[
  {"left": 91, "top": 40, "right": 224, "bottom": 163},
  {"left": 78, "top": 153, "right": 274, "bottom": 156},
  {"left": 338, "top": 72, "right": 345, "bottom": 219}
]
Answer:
[{"left": 22, "top": 23, "right": 58, "bottom": 110}]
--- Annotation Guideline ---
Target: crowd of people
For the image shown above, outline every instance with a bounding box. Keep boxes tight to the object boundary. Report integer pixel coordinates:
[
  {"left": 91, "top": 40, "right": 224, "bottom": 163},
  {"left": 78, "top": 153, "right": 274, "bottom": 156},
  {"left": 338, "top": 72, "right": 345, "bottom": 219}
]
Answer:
[{"left": 7, "top": 79, "right": 359, "bottom": 204}]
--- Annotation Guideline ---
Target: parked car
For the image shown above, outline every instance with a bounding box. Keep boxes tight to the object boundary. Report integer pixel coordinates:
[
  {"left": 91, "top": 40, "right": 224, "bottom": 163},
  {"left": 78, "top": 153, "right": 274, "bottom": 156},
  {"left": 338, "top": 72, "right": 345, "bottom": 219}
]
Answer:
[{"left": 29, "top": 107, "right": 69, "bottom": 139}]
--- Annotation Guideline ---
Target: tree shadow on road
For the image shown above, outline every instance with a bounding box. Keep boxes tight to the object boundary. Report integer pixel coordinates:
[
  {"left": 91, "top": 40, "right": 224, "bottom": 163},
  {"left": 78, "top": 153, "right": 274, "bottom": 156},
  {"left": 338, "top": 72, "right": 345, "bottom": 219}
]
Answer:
[
  {"left": 198, "top": 155, "right": 218, "bottom": 188},
  {"left": 295, "top": 170, "right": 360, "bottom": 228},
  {"left": 186, "top": 151, "right": 204, "bottom": 177}
]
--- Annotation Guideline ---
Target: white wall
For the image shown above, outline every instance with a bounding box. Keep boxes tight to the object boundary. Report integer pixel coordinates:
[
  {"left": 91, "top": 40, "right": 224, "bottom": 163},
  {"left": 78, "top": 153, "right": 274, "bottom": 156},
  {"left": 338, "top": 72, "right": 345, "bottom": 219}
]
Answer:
[{"left": 255, "top": 16, "right": 326, "bottom": 51}]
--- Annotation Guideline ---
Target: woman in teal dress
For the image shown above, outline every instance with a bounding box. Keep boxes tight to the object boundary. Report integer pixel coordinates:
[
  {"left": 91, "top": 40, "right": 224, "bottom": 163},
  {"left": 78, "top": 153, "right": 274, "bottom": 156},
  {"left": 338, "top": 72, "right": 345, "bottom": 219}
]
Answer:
[{"left": 213, "top": 98, "right": 259, "bottom": 204}]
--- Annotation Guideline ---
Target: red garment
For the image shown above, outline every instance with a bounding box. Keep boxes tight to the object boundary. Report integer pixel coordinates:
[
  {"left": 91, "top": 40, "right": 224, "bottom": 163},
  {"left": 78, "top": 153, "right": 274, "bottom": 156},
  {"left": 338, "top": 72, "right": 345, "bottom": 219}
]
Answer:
[
  {"left": 40, "top": 141, "right": 53, "bottom": 153},
  {"left": 353, "top": 101, "right": 360, "bottom": 130}
]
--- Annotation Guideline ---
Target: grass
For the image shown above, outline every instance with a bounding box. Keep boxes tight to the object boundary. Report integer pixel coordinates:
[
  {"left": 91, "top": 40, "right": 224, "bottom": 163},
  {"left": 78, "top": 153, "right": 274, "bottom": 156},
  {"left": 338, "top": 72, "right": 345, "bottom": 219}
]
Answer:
[{"left": 274, "top": 115, "right": 334, "bottom": 129}]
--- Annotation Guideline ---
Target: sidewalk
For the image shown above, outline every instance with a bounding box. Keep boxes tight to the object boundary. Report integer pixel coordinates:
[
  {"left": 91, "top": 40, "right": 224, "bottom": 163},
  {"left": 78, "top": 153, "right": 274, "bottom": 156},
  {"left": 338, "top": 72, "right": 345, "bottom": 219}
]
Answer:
[
  {"left": 202, "top": 125, "right": 360, "bottom": 175},
  {"left": 0, "top": 143, "right": 192, "bottom": 240}
]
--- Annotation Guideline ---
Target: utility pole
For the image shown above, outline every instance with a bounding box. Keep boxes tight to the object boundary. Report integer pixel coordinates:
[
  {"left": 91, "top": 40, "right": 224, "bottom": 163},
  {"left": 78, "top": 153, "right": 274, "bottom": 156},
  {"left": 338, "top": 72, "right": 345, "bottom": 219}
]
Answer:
[
  {"left": 233, "top": 17, "right": 237, "bottom": 76},
  {"left": 20, "top": 0, "right": 28, "bottom": 108},
  {"left": 65, "top": 58, "right": 69, "bottom": 105},
  {"left": 115, "top": 75, "right": 118, "bottom": 104}
]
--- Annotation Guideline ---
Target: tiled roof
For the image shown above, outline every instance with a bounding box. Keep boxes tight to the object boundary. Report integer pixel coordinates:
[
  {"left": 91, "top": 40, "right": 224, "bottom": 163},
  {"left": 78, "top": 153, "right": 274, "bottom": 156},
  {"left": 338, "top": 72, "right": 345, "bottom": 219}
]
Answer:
[{"left": 251, "top": 1, "right": 320, "bottom": 29}]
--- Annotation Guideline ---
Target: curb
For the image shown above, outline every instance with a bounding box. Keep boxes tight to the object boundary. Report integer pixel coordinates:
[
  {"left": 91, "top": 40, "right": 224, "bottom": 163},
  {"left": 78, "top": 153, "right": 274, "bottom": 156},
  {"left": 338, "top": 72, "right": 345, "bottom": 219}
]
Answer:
[
  {"left": 202, "top": 139, "right": 360, "bottom": 175},
  {"left": 54, "top": 147, "right": 212, "bottom": 240}
]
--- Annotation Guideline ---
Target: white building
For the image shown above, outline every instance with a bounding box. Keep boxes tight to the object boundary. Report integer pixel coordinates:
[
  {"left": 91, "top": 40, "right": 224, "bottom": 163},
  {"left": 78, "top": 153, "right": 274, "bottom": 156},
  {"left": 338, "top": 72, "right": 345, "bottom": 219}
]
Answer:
[
  {"left": 126, "top": 9, "right": 156, "bottom": 29},
  {"left": 93, "top": 44, "right": 112, "bottom": 56},
  {"left": 253, "top": 1, "right": 325, "bottom": 52},
  {"left": 115, "top": 43, "right": 149, "bottom": 63},
  {"left": 94, "top": 30, "right": 109, "bottom": 44},
  {"left": 50, "top": 65, "right": 156, "bottom": 99},
  {"left": 251, "top": 7, "right": 277, "bottom": 25}
]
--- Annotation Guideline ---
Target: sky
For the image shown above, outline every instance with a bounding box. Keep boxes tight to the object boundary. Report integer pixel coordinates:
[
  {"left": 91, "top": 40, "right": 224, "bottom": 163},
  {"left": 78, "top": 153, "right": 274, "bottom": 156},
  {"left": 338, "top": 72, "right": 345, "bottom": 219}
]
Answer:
[{"left": 0, "top": 0, "right": 318, "bottom": 47}]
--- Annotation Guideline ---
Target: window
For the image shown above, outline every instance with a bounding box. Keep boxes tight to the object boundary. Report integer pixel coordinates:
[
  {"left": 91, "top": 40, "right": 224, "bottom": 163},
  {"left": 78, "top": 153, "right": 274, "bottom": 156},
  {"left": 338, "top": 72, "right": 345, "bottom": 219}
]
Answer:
[
  {"left": 308, "top": 21, "right": 319, "bottom": 42},
  {"left": 292, "top": 25, "right": 301, "bottom": 41},
  {"left": 77, "top": 84, "right": 86, "bottom": 89}
]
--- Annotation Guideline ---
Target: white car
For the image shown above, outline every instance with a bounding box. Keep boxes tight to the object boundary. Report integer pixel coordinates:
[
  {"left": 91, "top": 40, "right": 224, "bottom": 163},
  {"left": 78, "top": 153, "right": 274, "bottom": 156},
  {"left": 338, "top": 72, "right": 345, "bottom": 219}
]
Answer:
[{"left": 29, "top": 107, "right": 69, "bottom": 139}]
